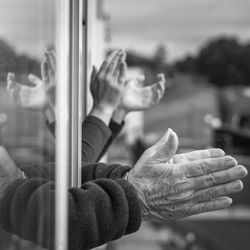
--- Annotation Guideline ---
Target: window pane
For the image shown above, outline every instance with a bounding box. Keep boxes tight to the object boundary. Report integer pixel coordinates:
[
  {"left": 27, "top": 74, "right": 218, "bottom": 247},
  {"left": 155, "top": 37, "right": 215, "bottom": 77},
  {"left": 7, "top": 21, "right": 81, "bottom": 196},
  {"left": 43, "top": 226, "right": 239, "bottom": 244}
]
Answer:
[
  {"left": 105, "top": 0, "right": 250, "bottom": 249},
  {"left": 0, "top": 0, "right": 56, "bottom": 249}
]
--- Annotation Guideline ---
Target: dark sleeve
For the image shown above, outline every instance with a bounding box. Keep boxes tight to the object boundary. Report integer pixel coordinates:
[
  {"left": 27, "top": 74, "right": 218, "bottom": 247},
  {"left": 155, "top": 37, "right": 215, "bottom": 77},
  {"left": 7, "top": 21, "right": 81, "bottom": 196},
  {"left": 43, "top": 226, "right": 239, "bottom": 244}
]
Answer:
[
  {"left": 46, "top": 121, "right": 56, "bottom": 137},
  {"left": 97, "top": 119, "right": 124, "bottom": 161},
  {"left": 20, "top": 162, "right": 131, "bottom": 183},
  {"left": 81, "top": 116, "right": 112, "bottom": 162},
  {"left": 0, "top": 178, "right": 142, "bottom": 250},
  {"left": 46, "top": 116, "right": 112, "bottom": 162}
]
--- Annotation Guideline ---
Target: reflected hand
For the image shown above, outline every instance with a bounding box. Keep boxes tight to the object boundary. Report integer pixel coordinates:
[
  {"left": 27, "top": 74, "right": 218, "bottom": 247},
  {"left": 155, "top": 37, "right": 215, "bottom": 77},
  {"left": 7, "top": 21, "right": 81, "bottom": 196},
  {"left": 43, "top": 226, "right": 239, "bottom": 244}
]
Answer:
[
  {"left": 7, "top": 72, "right": 50, "bottom": 111},
  {"left": 127, "top": 129, "right": 248, "bottom": 221},
  {"left": 121, "top": 74, "right": 166, "bottom": 112}
]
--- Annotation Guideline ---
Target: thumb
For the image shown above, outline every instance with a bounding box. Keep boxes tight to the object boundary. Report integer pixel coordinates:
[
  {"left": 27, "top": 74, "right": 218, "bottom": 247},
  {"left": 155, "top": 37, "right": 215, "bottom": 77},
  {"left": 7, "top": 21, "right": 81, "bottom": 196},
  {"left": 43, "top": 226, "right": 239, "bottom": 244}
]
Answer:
[
  {"left": 90, "top": 66, "right": 97, "bottom": 83},
  {"left": 90, "top": 66, "right": 98, "bottom": 95},
  {"left": 28, "top": 74, "right": 42, "bottom": 86},
  {"left": 152, "top": 128, "right": 178, "bottom": 163}
]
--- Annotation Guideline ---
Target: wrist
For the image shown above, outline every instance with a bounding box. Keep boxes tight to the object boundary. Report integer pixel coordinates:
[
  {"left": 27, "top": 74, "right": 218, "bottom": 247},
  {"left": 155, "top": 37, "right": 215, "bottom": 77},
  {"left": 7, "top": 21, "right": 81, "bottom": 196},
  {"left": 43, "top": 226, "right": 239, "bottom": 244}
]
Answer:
[
  {"left": 90, "top": 105, "right": 114, "bottom": 126},
  {"left": 112, "top": 107, "right": 128, "bottom": 124},
  {"left": 127, "top": 171, "right": 150, "bottom": 221}
]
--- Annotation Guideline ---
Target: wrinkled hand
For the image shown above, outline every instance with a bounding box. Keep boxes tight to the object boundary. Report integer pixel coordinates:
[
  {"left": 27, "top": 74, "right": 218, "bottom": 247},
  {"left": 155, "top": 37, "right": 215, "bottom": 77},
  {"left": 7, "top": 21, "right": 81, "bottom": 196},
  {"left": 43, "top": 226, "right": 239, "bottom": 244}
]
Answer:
[
  {"left": 0, "top": 147, "right": 24, "bottom": 199},
  {"left": 120, "top": 74, "right": 166, "bottom": 113},
  {"left": 127, "top": 129, "right": 248, "bottom": 221},
  {"left": 90, "top": 50, "right": 127, "bottom": 122}
]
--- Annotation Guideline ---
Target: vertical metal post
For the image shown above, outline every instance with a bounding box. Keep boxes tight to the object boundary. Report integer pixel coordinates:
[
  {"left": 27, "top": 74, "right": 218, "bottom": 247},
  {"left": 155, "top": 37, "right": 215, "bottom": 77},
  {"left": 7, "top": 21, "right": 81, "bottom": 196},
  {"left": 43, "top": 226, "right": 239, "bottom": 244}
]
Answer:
[
  {"left": 69, "top": 0, "right": 83, "bottom": 188},
  {"left": 55, "top": 0, "right": 70, "bottom": 249}
]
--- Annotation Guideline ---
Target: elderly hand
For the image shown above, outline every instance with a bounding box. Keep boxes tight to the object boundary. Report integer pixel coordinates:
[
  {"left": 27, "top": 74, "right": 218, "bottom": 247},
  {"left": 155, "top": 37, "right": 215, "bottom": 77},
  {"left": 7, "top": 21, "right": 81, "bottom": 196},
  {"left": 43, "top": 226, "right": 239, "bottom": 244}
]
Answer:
[
  {"left": 7, "top": 72, "right": 49, "bottom": 111},
  {"left": 112, "top": 74, "right": 166, "bottom": 123},
  {"left": 7, "top": 51, "right": 56, "bottom": 123},
  {"left": 127, "top": 129, "right": 248, "bottom": 221},
  {"left": 122, "top": 74, "right": 165, "bottom": 111},
  {"left": 89, "top": 50, "right": 127, "bottom": 125}
]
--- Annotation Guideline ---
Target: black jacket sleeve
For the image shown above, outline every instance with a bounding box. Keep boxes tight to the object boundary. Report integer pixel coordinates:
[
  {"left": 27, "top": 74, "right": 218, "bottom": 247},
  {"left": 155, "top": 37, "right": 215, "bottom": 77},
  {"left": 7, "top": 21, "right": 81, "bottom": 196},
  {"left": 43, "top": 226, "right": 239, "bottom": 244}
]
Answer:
[
  {"left": 97, "top": 119, "right": 124, "bottom": 161},
  {"left": 0, "top": 177, "right": 141, "bottom": 250},
  {"left": 20, "top": 162, "right": 131, "bottom": 183},
  {"left": 47, "top": 116, "right": 112, "bottom": 162},
  {"left": 47, "top": 116, "right": 124, "bottom": 162}
]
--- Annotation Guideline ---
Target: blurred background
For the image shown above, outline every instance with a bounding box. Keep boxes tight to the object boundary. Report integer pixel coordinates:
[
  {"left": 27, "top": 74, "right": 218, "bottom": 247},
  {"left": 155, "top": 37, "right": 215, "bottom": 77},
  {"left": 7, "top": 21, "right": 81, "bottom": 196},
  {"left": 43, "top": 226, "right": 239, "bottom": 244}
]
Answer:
[
  {"left": 0, "top": 0, "right": 249, "bottom": 249},
  {"left": 104, "top": 0, "right": 250, "bottom": 250}
]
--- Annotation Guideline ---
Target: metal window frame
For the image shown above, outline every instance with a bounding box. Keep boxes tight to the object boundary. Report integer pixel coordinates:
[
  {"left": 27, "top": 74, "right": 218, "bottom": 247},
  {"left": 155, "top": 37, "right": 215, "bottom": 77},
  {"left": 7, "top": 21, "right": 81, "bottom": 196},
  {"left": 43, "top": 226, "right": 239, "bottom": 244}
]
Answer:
[{"left": 55, "top": 0, "right": 87, "bottom": 249}]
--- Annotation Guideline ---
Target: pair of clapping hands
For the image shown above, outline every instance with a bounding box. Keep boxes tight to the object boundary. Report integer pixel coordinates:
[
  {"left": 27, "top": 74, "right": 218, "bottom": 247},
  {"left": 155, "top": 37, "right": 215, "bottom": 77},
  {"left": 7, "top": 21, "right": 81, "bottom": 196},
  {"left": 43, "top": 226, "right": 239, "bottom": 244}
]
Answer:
[
  {"left": 7, "top": 50, "right": 166, "bottom": 126},
  {"left": 4, "top": 50, "right": 248, "bottom": 220}
]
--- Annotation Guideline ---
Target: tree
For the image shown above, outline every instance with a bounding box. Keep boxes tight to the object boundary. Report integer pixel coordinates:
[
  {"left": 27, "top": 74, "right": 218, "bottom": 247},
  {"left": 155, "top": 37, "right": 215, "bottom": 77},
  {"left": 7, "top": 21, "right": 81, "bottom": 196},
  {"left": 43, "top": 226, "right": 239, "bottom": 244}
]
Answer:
[
  {"left": 0, "top": 39, "right": 40, "bottom": 83},
  {"left": 174, "top": 36, "right": 250, "bottom": 87}
]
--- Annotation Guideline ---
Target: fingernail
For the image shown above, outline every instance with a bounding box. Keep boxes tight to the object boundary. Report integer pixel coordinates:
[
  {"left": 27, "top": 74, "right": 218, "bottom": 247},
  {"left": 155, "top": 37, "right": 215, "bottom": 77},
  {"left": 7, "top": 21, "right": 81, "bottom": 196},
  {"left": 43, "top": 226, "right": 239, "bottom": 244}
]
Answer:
[
  {"left": 233, "top": 180, "right": 243, "bottom": 191},
  {"left": 236, "top": 165, "right": 248, "bottom": 177},
  {"left": 226, "top": 156, "right": 238, "bottom": 166}
]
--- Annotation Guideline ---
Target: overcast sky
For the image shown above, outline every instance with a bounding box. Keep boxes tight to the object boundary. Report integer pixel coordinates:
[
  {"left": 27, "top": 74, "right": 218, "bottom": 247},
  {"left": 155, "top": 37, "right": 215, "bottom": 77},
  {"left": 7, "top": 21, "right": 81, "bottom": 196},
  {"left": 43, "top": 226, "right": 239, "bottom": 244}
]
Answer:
[
  {"left": 0, "top": 0, "right": 249, "bottom": 62},
  {"left": 105, "top": 0, "right": 250, "bottom": 61}
]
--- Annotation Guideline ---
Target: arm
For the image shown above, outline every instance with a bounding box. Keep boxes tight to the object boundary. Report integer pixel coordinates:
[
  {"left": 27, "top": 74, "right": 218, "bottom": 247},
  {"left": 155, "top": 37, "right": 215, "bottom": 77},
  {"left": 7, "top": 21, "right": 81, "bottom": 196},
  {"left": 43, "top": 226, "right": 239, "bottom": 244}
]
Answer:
[
  {"left": 96, "top": 73, "right": 167, "bottom": 158},
  {"left": 20, "top": 161, "right": 131, "bottom": 183},
  {"left": 0, "top": 177, "right": 141, "bottom": 250}
]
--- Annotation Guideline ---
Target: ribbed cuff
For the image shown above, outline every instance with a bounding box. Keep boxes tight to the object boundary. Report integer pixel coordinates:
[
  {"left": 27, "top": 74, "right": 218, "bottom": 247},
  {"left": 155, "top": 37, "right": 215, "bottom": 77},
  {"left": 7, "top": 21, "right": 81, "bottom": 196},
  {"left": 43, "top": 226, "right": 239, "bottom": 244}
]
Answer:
[{"left": 115, "top": 179, "right": 142, "bottom": 234}]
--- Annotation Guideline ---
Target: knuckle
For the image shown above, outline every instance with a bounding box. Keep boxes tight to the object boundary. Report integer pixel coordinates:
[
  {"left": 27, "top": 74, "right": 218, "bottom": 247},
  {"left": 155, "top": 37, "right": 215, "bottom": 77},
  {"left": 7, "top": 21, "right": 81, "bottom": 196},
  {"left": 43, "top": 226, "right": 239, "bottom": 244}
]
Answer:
[
  {"left": 173, "top": 183, "right": 184, "bottom": 195},
  {"left": 199, "top": 202, "right": 208, "bottom": 213},
  {"left": 205, "top": 187, "right": 215, "bottom": 200},
  {"left": 206, "top": 173, "right": 216, "bottom": 187},
  {"left": 200, "top": 160, "right": 209, "bottom": 175}
]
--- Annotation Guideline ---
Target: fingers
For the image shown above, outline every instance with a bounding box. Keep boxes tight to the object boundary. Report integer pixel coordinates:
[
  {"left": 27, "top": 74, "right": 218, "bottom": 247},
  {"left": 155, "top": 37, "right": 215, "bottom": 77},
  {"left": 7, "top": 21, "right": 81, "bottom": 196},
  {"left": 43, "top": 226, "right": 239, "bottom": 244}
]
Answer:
[
  {"left": 7, "top": 73, "right": 21, "bottom": 102},
  {"left": 41, "top": 58, "right": 49, "bottom": 84},
  {"left": 98, "top": 50, "right": 118, "bottom": 76},
  {"left": 149, "top": 74, "right": 166, "bottom": 103},
  {"left": 179, "top": 165, "right": 247, "bottom": 192},
  {"left": 175, "top": 148, "right": 225, "bottom": 163},
  {"left": 28, "top": 74, "right": 43, "bottom": 86},
  {"left": 106, "top": 50, "right": 123, "bottom": 77},
  {"left": 90, "top": 66, "right": 98, "bottom": 96},
  {"left": 182, "top": 156, "right": 238, "bottom": 177},
  {"left": 7, "top": 72, "right": 16, "bottom": 92},
  {"left": 45, "top": 50, "right": 56, "bottom": 74},
  {"left": 90, "top": 66, "right": 97, "bottom": 83},
  {"left": 189, "top": 197, "right": 232, "bottom": 216},
  {"left": 151, "top": 128, "right": 179, "bottom": 163},
  {"left": 137, "top": 74, "right": 146, "bottom": 85},
  {"left": 118, "top": 61, "right": 127, "bottom": 85},
  {"left": 193, "top": 165, "right": 247, "bottom": 190},
  {"left": 194, "top": 180, "right": 243, "bottom": 202}
]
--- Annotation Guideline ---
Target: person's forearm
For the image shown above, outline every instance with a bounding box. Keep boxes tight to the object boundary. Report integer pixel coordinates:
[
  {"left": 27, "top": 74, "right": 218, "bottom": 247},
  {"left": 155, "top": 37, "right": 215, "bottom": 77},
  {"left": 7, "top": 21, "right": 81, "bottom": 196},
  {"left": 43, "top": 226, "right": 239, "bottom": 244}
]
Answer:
[
  {"left": 0, "top": 177, "right": 141, "bottom": 250},
  {"left": 89, "top": 105, "right": 114, "bottom": 126}
]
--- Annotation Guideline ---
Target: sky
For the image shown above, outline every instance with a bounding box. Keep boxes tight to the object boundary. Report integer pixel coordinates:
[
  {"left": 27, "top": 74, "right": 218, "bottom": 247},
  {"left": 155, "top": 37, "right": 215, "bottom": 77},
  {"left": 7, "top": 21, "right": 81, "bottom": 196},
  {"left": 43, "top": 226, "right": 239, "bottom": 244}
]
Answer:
[
  {"left": 105, "top": 0, "right": 250, "bottom": 61},
  {"left": 0, "top": 0, "right": 249, "bottom": 62},
  {"left": 0, "top": 0, "right": 55, "bottom": 59}
]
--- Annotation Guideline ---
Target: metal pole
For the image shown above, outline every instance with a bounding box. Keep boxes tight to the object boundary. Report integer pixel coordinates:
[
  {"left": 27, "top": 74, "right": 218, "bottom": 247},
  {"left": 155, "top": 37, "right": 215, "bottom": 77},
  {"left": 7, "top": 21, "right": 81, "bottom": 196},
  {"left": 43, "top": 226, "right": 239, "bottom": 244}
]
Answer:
[{"left": 55, "top": 0, "right": 70, "bottom": 249}]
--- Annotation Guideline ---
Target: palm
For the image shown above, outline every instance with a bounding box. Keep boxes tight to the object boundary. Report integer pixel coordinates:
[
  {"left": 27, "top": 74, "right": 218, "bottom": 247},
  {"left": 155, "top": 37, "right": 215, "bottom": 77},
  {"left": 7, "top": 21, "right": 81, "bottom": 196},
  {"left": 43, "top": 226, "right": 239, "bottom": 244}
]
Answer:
[
  {"left": 121, "top": 76, "right": 165, "bottom": 112},
  {"left": 13, "top": 83, "right": 48, "bottom": 110},
  {"left": 7, "top": 73, "right": 49, "bottom": 111}
]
